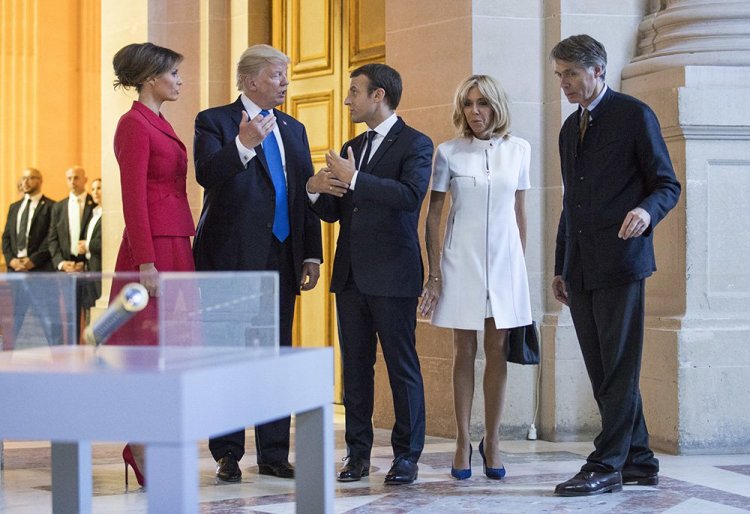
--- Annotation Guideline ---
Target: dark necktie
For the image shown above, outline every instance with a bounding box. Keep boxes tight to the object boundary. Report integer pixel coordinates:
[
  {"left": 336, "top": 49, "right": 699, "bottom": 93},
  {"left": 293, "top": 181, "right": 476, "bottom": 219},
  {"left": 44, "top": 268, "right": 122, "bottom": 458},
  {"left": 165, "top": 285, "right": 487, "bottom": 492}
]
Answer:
[
  {"left": 359, "top": 130, "right": 375, "bottom": 174},
  {"left": 17, "top": 198, "right": 30, "bottom": 251},
  {"left": 260, "top": 110, "right": 290, "bottom": 242},
  {"left": 579, "top": 108, "right": 589, "bottom": 143}
]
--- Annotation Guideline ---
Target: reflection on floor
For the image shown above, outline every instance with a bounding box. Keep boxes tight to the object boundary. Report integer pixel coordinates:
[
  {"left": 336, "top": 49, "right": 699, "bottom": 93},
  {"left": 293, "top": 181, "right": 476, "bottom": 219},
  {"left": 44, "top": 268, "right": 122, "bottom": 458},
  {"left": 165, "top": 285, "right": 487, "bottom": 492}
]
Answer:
[{"left": 1, "top": 415, "right": 750, "bottom": 513}]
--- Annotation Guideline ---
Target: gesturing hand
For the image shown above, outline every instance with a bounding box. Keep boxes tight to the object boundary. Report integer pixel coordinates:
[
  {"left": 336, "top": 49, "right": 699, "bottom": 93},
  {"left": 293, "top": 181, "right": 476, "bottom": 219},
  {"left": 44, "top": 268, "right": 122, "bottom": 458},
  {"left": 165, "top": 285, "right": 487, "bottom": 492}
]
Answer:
[
  {"left": 325, "top": 147, "right": 357, "bottom": 184},
  {"left": 238, "top": 110, "right": 276, "bottom": 150},
  {"left": 307, "top": 168, "right": 349, "bottom": 197}
]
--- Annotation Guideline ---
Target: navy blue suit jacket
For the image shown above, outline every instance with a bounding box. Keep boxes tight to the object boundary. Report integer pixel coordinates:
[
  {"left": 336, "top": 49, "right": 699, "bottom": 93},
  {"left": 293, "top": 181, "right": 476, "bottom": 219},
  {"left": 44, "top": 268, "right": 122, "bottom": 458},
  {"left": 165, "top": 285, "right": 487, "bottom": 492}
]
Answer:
[
  {"left": 554, "top": 88, "right": 681, "bottom": 290},
  {"left": 311, "top": 118, "right": 433, "bottom": 297},
  {"left": 193, "top": 97, "right": 322, "bottom": 290}
]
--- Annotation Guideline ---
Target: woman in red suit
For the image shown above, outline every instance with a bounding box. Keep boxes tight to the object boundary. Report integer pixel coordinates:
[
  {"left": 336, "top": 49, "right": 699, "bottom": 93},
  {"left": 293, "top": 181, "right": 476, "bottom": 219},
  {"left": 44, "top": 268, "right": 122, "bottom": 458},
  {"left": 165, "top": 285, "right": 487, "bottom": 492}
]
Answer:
[{"left": 110, "top": 42, "right": 196, "bottom": 488}]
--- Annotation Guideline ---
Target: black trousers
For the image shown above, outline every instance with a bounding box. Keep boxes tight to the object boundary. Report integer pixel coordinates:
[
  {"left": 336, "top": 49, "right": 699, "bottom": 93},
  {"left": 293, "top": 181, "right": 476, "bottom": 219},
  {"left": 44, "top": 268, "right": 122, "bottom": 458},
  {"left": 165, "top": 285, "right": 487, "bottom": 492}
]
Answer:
[
  {"left": 336, "top": 273, "right": 425, "bottom": 462},
  {"left": 208, "top": 238, "right": 296, "bottom": 464},
  {"left": 567, "top": 279, "right": 659, "bottom": 474}
]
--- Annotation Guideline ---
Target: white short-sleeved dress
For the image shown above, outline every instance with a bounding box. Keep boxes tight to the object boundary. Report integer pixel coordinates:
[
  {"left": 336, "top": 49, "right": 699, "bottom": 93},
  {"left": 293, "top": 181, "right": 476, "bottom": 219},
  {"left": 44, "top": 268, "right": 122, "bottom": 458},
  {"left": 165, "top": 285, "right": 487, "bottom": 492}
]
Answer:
[{"left": 431, "top": 135, "right": 532, "bottom": 330}]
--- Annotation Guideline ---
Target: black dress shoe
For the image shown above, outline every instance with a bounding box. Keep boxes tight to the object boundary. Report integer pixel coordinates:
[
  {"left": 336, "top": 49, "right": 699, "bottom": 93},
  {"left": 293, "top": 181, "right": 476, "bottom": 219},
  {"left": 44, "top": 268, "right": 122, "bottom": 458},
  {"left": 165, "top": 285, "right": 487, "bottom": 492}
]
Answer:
[
  {"left": 258, "top": 460, "right": 295, "bottom": 479},
  {"left": 554, "top": 470, "right": 622, "bottom": 496},
  {"left": 337, "top": 457, "right": 370, "bottom": 482},
  {"left": 216, "top": 453, "right": 242, "bottom": 482},
  {"left": 384, "top": 456, "right": 418, "bottom": 485},
  {"left": 622, "top": 470, "right": 659, "bottom": 486}
]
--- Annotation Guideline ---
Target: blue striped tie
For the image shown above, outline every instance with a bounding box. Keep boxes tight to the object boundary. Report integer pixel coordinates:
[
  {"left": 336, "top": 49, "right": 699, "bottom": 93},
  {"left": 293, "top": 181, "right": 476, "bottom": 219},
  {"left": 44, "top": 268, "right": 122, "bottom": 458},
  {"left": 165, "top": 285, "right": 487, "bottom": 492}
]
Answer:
[{"left": 260, "top": 110, "right": 289, "bottom": 242}]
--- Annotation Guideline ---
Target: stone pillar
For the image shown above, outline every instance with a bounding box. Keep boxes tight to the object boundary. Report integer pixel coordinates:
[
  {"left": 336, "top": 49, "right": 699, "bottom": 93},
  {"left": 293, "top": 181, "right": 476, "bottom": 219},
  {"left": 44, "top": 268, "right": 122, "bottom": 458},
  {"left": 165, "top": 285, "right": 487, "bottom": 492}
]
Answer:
[{"left": 622, "top": 0, "right": 750, "bottom": 453}]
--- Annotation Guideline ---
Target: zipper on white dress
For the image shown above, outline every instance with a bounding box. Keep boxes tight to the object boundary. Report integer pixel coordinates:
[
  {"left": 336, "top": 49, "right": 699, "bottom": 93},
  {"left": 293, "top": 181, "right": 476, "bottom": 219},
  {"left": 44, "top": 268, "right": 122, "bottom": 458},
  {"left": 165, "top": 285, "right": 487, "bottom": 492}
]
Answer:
[{"left": 484, "top": 148, "right": 491, "bottom": 306}]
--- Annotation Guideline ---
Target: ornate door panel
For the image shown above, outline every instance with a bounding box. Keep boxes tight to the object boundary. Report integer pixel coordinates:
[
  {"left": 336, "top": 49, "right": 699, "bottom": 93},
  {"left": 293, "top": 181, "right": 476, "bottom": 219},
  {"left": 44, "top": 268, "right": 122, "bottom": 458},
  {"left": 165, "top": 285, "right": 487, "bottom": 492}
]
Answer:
[{"left": 273, "top": 0, "right": 384, "bottom": 401}]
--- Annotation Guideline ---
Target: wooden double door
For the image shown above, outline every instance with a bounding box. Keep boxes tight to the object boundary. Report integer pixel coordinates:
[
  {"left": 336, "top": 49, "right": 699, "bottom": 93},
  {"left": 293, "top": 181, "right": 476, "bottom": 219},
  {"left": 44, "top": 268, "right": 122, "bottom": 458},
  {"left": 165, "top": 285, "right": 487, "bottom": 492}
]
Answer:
[{"left": 273, "top": 0, "right": 384, "bottom": 401}]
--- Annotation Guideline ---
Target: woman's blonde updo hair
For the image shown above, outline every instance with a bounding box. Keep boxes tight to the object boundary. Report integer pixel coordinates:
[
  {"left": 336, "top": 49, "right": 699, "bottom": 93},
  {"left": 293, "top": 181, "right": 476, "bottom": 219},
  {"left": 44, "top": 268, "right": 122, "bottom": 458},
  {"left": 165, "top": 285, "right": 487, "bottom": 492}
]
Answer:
[
  {"left": 113, "top": 42, "right": 183, "bottom": 93},
  {"left": 452, "top": 75, "right": 512, "bottom": 139}
]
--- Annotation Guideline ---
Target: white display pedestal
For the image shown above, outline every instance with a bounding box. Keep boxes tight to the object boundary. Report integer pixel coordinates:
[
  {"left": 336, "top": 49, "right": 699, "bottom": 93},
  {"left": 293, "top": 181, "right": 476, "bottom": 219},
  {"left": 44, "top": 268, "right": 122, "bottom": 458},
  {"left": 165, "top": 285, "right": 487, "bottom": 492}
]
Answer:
[{"left": 0, "top": 345, "right": 333, "bottom": 514}]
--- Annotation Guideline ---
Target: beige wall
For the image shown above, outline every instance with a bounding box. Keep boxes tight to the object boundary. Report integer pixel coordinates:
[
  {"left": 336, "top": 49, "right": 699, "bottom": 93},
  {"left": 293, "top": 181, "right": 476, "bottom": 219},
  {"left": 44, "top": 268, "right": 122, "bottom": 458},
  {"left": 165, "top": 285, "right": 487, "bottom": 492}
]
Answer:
[{"left": 0, "top": 0, "right": 101, "bottom": 270}]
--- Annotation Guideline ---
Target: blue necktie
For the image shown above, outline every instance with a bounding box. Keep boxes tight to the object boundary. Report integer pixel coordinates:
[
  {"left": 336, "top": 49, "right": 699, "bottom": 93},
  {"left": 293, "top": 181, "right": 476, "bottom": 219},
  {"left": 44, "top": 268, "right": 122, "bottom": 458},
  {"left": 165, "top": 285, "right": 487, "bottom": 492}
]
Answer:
[{"left": 260, "top": 110, "right": 289, "bottom": 242}]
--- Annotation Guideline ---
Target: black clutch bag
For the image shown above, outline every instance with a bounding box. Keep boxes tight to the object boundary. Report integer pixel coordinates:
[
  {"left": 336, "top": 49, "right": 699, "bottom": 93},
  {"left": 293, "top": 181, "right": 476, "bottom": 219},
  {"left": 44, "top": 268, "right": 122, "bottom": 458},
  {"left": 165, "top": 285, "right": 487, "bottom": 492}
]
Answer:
[{"left": 507, "top": 321, "right": 540, "bottom": 365}]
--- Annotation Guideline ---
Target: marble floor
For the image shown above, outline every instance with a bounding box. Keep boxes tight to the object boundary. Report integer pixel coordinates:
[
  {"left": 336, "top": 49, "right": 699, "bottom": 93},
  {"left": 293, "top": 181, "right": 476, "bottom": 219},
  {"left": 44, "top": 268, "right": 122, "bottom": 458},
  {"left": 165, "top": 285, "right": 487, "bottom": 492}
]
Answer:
[{"left": 1, "top": 413, "right": 750, "bottom": 513}]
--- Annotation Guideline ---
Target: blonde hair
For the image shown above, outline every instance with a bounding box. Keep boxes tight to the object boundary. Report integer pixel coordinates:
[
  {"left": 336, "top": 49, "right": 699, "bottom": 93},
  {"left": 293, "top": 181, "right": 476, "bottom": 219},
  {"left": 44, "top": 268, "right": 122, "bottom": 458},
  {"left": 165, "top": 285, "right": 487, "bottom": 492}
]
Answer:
[
  {"left": 452, "top": 75, "right": 511, "bottom": 139},
  {"left": 236, "top": 44, "right": 290, "bottom": 91}
]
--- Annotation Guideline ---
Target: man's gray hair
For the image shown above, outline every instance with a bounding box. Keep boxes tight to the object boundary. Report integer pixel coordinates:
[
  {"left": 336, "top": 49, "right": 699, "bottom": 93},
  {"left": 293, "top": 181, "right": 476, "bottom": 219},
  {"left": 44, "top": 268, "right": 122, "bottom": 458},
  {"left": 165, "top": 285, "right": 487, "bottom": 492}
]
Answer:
[
  {"left": 236, "top": 44, "right": 290, "bottom": 91},
  {"left": 550, "top": 34, "right": 607, "bottom": 79}
]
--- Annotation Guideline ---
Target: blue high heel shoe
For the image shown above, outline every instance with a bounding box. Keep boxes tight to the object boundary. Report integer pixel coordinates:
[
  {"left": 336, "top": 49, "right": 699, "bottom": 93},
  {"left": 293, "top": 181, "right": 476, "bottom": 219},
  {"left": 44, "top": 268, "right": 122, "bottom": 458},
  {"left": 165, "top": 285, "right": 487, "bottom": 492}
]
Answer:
[
  {"left": 450, "top": 445, "right": 472, "bottom": 480},
  {"left": 478, "top": 438, "right": 506, "bottom": 479}
]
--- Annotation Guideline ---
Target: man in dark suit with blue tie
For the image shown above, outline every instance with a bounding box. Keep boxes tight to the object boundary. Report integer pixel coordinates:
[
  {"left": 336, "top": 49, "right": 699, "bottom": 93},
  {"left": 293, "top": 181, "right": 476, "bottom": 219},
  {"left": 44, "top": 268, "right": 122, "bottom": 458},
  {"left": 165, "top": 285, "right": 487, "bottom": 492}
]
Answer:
[
  {"left": 550, "top": 35, "right": 681, "bottom": 496},
  {"left": 307, "top": 63, "right": 433, "bottom": 485},
  {"left": 193, "top": 44, "right": 323, "bottom": 482}
]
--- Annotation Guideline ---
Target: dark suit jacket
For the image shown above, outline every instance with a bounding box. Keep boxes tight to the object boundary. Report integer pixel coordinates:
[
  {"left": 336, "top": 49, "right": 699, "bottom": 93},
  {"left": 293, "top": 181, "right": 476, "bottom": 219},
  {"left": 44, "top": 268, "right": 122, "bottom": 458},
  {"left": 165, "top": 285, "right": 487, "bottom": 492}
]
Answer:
[
  {"left": 311, "top": 117, "right": 433, "bottom": 297},
  {"left": 2, "top": 195, "right": 54, "bottom": 271},
  {"left": 48, "top": 194, "right": 95, "bottom": 269},
  {"left": 81, "top": 217, "right": 102, "bottom": 309},
  {"left": 554, "top": 87, "right": 681, "bottom": 290},
  {"left": 192, "top": 96, "right": 322, "bottom": 289}
]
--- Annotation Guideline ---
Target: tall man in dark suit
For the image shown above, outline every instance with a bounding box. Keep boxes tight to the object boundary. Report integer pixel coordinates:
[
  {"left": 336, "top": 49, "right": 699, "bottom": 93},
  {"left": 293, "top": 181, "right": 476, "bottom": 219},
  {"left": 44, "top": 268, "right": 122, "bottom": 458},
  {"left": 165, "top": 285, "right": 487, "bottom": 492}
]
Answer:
[
  {"left": 48, "top": 165, "right": 96, "bottom": 340},
  {"left": 307, "top": 63, "right": 433, "bottom": 485},
  {"left": 193, "top": 44, "right": 322, "bottom": 482},
  {"left": 2, "top": 167, "right": 56, "bottom": 346},
  {"left": 550, "top": 35, "right": 681, "bottom": 496}
]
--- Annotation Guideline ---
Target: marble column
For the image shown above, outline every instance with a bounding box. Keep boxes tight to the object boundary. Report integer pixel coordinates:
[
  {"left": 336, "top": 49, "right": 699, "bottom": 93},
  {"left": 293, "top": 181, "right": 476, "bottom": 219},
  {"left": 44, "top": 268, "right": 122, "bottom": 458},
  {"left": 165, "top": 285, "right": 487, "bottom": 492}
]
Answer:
[{"left": 621, "top": 0, "right": 750, "bottom": 453}]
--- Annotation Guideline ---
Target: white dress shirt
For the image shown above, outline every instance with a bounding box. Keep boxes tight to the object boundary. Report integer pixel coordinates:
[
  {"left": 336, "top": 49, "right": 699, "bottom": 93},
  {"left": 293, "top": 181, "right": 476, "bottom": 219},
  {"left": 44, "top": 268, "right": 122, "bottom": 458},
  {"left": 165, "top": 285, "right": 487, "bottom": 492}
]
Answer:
[
  {"left": 15, "top": 192, "right": 43, "bottom": 258},
  {"left": 67, "top": 191, "right": 87, "bottom": 256}
]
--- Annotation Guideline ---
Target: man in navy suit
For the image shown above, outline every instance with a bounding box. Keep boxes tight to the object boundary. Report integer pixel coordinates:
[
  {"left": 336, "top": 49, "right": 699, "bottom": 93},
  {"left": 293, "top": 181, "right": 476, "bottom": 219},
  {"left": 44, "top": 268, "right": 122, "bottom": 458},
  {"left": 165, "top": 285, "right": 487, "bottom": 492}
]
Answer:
[
  {"left": 550, "top": 35, "right": 681, "bottom": 496},
  {"left": 193, "top": 44, "right": 323, "bottom": 482},
  {"left": 307, "top": 63, "right": 433, "bottom": 485}
]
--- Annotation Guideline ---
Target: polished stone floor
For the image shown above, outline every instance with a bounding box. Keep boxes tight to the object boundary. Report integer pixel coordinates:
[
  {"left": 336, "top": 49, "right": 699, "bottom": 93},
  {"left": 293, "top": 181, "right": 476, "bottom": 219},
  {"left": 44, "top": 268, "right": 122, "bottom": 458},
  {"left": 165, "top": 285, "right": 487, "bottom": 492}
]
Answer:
[{"left": 1, "top": 415, "right": 750, "bottom": 513}]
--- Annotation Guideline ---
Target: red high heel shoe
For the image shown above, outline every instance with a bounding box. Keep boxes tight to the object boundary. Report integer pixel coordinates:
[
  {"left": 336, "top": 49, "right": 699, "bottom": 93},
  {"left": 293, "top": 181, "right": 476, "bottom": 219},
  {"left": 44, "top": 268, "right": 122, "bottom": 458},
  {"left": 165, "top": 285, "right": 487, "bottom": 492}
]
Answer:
[{"left": 122, "top": 444, "right": 145, "bottom": 488}]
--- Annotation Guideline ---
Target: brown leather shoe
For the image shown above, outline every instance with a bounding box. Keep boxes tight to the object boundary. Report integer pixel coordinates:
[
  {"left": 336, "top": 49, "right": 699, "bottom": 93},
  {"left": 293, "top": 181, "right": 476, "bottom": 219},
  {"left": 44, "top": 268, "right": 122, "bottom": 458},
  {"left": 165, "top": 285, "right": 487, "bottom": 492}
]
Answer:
[
  {"left": 554, "top": 470, "right": 622, "bottom": 496},
  {"left": 258, "top": 460, "right": 295, "bottom": 479}
]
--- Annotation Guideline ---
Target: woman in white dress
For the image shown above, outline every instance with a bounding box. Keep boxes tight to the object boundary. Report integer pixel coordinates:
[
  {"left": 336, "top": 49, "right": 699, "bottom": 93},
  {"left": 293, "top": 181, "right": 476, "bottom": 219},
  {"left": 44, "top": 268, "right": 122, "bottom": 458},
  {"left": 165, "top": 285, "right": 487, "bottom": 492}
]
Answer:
[{"left": 419, "top": 75, "right": 532, "bottom": 480}]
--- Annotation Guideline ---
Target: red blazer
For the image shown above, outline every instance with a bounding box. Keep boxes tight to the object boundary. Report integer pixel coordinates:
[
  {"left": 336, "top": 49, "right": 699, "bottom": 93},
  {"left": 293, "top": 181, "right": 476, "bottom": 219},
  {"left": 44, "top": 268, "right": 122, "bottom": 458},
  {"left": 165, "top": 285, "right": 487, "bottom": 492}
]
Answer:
[{"left": 114, "top": 101, "right": 195, "bottom": 265}]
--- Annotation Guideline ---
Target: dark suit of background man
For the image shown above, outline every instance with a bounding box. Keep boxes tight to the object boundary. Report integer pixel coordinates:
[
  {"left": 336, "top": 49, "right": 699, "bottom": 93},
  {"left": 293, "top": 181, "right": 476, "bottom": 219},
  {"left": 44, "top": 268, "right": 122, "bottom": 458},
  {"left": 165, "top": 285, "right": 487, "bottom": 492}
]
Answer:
[
  {"left": 550, "top": 34, "right": 681, "bottom": 497},
  {"left": 193, "top": 44, "right": 322, "bottom": 483},
  {"left": 307, "top": 63, "right": 433, "bottom": 485},
  {"left": 48, "top": 165, "right": 95, "bottom": 340},
  {"left": 1, "top": 168, "right": 55, "bottom": 346}
]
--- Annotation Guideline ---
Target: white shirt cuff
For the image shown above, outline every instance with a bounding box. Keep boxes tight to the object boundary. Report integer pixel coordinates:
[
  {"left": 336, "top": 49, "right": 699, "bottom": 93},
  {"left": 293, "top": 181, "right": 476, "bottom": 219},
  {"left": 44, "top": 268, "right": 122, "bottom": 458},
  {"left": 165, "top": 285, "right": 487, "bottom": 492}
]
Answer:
[
  {"left": 349, "top": 170, "right": 359, "bottom": 190},
  {"left": 303, "top": 258, "right": 321, "bottom": 265},
  {"left": 235, "top": 136, "right": 256, "bottom": 166},
  {"left": 306, "top": 180, "right": 321, "bottom": 204}
]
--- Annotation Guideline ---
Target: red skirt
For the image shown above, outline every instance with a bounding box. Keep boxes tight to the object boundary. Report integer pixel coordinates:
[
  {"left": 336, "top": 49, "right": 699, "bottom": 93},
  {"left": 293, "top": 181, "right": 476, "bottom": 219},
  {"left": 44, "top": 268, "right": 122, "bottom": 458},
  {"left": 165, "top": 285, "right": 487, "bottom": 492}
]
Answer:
[{"left": 107, "top": 235, "right": 195, "bottom": 346}]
